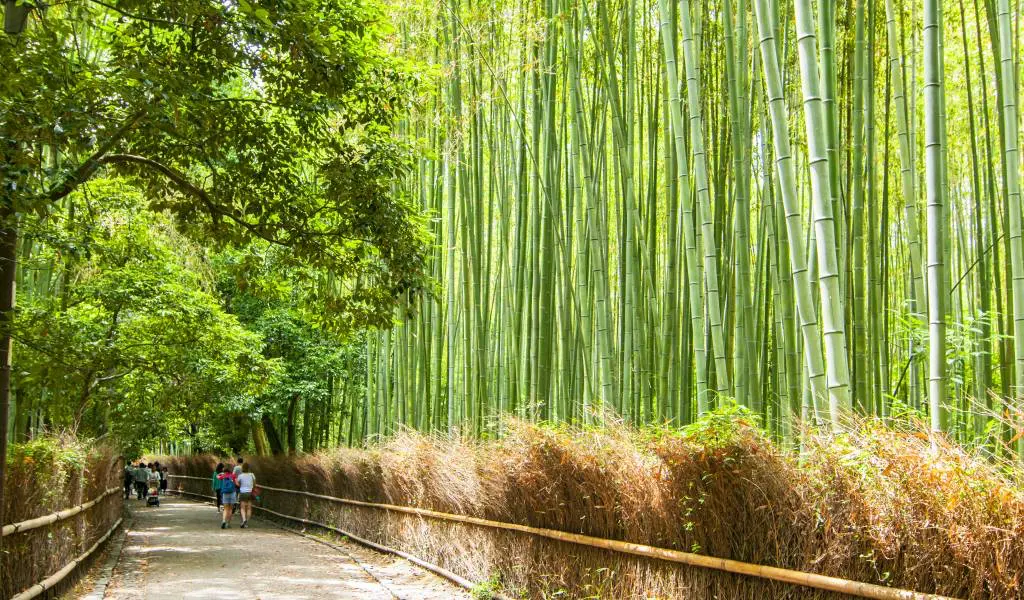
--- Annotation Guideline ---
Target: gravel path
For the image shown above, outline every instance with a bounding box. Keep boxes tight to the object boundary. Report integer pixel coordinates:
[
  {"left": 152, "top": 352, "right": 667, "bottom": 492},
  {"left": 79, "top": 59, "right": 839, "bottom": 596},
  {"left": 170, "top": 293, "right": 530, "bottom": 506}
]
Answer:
[{"left": 96, "top": 496, "right": 471, "bottom": 600}]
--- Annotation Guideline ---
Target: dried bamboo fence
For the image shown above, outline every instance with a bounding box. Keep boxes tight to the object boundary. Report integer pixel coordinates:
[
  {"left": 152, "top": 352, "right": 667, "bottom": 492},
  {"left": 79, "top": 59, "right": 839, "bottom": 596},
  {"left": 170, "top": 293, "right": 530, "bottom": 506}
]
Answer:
[
  {"left": 2, "top": 450, "right": 123, "bottom": 599},
  {"left": 169, "top": 474, "right": 960, "bottom": 600}
]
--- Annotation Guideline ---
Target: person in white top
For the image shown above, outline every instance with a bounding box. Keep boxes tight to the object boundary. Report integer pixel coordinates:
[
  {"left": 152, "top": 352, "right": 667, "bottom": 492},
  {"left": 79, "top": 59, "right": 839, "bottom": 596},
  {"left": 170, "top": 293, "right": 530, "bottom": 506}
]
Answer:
[{"left": 236, "top": 463, "right": 257, "bottom": 528}]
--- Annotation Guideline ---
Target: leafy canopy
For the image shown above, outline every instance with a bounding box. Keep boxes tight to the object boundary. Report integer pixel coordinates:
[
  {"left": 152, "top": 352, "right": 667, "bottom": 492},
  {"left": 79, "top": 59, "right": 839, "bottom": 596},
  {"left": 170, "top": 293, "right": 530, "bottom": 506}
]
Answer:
[
  {"left": 1, "top": 0, "right": 428, "bottom": 329},
  {"left": 15, "top": 178, "right": 279, "bottom": 453}
]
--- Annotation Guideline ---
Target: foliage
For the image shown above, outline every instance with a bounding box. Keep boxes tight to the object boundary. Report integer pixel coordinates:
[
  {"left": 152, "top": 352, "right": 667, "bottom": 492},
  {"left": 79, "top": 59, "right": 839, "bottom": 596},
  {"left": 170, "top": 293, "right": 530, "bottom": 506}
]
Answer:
[
  {"left": 12, "top": 179, "right": 278, "bottom": 454},
  {"left": 215, "top": 244, "right": 366, "bottom": 453},
  {"left": 1, "top": 0, "right": 432, "bottom": 454},
  {"left": 1, "top": 0, "right": 428, "bottom": 330}
]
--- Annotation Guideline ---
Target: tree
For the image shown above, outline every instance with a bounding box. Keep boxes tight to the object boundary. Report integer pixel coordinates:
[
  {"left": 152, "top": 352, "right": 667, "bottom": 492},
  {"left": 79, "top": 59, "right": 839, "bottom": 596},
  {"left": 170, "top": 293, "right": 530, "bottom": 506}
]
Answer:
[
  {"left": 12, "top": 178, "right": 277, "bottom": 451},
  {"left": 215, "top": 245, "right": 358, "bottom": 454},
  {"left": 0, "top": 0, "right": 426, "bottom": 514}
]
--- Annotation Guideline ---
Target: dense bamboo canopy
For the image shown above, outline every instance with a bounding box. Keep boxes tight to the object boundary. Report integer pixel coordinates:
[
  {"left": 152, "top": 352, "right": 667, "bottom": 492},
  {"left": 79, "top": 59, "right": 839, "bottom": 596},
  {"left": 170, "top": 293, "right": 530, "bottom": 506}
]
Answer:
[
  {"left": 357, "top": 0, "right": 1024, "bottom": 454},
  {"left": 4, "top": 0, "right": 1024, "bottom": 459}
]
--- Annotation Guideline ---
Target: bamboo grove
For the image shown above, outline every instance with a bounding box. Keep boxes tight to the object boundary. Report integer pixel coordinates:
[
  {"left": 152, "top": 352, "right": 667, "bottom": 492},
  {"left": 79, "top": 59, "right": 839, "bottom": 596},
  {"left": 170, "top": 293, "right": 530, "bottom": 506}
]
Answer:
[{"left": 356, "top": 0, "right": 1024, "bottom": 450}]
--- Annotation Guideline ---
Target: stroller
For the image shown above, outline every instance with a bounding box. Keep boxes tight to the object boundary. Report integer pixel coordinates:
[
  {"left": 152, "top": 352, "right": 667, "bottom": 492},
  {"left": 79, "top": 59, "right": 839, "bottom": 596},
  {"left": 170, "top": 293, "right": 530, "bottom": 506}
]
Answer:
[{"left": 147, "top": 480, "right": 161, "bottom": 507}]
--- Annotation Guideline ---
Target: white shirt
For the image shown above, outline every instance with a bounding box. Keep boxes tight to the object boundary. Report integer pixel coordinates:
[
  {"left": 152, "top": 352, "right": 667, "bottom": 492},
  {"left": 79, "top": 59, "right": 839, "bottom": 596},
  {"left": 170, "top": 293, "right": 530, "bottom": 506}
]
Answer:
[{"left": 237, "top": 472, "right": 255, "bottom": 494}]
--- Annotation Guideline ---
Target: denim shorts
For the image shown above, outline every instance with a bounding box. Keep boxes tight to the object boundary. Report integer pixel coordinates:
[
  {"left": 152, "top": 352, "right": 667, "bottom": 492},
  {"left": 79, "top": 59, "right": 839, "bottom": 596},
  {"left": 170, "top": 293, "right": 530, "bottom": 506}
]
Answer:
[{"left": 221, "top": 492, "right": 238, "bottom": 505}]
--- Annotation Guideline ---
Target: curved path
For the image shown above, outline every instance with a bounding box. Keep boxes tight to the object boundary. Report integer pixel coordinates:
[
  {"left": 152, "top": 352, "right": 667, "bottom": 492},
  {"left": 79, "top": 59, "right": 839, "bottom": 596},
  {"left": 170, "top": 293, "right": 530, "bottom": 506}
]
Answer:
[{"left": 96, "top": 496, "right": 470, "bottom": 599}]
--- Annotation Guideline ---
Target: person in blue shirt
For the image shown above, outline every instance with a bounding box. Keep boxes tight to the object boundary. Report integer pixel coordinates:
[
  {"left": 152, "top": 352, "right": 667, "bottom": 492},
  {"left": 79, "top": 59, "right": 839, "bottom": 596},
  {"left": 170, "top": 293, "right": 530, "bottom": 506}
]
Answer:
[{"left": 212, "top": 463, "right": 225, "bottom": 511}]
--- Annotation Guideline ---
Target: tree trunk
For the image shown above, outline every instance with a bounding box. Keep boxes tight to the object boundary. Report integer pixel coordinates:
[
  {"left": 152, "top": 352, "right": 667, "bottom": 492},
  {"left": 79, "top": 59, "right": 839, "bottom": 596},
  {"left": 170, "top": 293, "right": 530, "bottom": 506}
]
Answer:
[
  {"left": 301, "top": 395, "right": 312, "bottom": 452},
  {"left": 286, "top": 394, "right": 299, "bottom": 455},
  {"left": 251, "top": 419, "right": 269, "bottom": 456},
  {"left": 261, "top": 414, "right": 284, "bottom": 455},
  {"left": 11, "top": 385, "right": 26, "bottom": 443}
]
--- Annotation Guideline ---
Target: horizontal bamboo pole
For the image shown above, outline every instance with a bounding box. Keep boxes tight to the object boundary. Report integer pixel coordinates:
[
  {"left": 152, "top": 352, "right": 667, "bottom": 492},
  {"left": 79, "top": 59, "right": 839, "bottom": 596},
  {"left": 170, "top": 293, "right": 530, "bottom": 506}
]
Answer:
[
  {"left": 2, "top": 487, "right": 120, "bottom": 537},
  {"left": 170, "top": 475, "right": 960, "bottom": 600},
  {"left": 10, "top": 517, "right": 123, "bottom": 600}
]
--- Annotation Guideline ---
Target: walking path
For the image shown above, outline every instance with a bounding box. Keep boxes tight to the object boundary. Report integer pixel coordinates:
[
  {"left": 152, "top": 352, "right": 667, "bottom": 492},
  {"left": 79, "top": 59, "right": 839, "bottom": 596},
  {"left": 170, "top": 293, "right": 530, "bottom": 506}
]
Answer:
[{"left": 94, "top": 496, "right": 470, "bottom": 599}]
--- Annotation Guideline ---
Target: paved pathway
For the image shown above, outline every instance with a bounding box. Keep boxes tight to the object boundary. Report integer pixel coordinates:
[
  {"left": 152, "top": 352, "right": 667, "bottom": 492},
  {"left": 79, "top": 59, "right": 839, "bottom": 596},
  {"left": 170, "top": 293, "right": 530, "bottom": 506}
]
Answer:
[{"left": 96, "top": 496, "right": 470, "bottom": 600}]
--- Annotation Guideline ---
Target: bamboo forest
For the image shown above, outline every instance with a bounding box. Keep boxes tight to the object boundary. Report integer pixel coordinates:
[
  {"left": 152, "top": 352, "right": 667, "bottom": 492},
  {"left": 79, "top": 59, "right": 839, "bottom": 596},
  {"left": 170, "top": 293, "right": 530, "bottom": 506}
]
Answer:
[
  {"left": 3, "top": 0, "right": 1024, "bottom": 598},
  {"left": 368, "top": 0, "right": 1024, "bottom": 447}
]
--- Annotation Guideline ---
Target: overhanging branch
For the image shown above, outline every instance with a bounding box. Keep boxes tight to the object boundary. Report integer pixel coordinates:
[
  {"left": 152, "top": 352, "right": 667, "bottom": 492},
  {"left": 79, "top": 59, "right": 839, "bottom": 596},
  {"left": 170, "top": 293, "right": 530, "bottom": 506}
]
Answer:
[
  {"left": 45, "top": 108, "right": 151, "bottom": 203},
  {"left": 98, "top": 153, "right": 289, "bottom": 247}
]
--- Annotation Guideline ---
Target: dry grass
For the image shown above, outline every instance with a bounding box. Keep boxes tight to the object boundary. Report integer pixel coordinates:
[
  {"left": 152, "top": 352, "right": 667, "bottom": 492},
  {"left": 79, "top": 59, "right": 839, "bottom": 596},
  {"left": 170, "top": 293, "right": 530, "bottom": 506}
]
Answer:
[
  {"left": 1, "top": 436, "right": 121, "bottom": 599},
  {"left": 163, "top": 413, "right": 1024, "bottom": 599}
]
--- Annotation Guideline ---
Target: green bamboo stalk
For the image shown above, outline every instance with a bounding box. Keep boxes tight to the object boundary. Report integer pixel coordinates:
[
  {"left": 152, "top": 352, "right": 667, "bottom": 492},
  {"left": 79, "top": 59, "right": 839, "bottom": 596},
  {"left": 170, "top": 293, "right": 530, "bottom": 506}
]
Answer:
[
  {"left": 751, "top": 0, "right": 830, "bottom": 419},
  {"left": 793, "top": 0, "right": 853, "bottom": 424},
  {"left": 678, "top": 0, "right": 731, "bottom": 396},
  {"left": 995, "top": 0, "right": 1024, "bottom": 452},
  {"left": 657, "top": 0, "right": 710, "bottom": 412},
  {"left": 923, "top": 0, "right": 947, "bottom": 432}
]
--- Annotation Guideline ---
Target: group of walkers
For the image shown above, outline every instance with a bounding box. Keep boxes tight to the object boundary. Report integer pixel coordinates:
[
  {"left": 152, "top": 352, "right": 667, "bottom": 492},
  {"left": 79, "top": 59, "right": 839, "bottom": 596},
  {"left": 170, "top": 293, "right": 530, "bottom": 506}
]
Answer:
[
  {"left": 123, "top": 461, "right": 168, "bottom": 500},
  {"left": 212, "top": 457, "right": 257, "bottom": 529},
  {"left": 121, "top": 455, "right": 258, "bottom": 527}
]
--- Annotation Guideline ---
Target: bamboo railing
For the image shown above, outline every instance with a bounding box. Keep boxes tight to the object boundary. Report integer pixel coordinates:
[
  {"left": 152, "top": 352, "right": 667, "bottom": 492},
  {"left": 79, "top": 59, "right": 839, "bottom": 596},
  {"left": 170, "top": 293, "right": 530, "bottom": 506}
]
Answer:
[
  {"left": 5, "top": 462, "right": 123, "bottom": 600},
  {"left": 10, "top": 517, "right": 123, "bottom": 600},
  {"left": 2, "top": 486, "right": 120, "bottom": 536}
]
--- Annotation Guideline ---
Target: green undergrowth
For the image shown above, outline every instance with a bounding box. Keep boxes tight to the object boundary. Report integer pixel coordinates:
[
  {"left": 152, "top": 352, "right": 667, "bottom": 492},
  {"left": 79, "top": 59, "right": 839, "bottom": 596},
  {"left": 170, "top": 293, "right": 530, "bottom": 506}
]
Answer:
[{"left": 6, "top": 436, "right": 91, "bottom": 515}]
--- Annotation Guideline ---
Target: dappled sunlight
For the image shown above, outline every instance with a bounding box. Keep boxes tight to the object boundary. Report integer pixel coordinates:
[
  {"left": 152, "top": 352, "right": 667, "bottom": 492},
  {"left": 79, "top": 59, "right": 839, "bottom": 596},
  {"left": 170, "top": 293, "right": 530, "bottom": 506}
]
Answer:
[{"left": 178, "top": 576, "right": 391, "bottom": 600}]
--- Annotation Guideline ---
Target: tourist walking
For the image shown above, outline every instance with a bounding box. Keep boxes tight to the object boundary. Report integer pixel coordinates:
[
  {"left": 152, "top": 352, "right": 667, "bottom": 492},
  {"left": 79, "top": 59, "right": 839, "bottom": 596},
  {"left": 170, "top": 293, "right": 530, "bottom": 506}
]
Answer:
[
  {"left": 236, "top": 463, "right": 256, "bottom": 528},
  {"left": 160, "top": 466, "right": 169, "bottom": 495},
  {"left": 133, "top": 462, "right": 149, "bottom": 499},
  {"left": 218, "top": 468, "right": 238, "bottom": 528},
  {"left": 212, "top": 463, "right": 225, "bottom": 510},
  {"left": 147, "top": 464, "right": 161, "bottom": 493},
  {"left": 232, "top": 456, "right": 243, "bottom": 511},
  {"left": 123, "top": 461, "right": 135, "bottom": 499}
]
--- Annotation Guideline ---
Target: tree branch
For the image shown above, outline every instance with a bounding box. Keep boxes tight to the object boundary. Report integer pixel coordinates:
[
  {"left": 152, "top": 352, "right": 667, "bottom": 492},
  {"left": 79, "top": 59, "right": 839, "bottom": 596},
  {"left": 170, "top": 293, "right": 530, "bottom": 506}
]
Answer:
[
  {"left": 45, "top": 108, "right": 151, "bottom": 203},
  {"left": 86, "top": 0, "right": 189, "bottom": 28},
  {"left": 98, "top": 153, "right": 294, "bottom": 246},
  {"left": 99, "top": 153, "right": 211, "bottom": 204}
]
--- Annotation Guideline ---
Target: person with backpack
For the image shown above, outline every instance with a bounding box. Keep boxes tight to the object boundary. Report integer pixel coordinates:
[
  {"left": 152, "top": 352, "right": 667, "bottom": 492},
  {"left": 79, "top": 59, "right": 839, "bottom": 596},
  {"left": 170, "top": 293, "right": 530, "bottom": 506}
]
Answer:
[
  {"left": 218, "top": 468, "right": 238, "bottom": 528},
  {"left": 236, "top": 463, "right": 257, "bottom": 528},
  {"left": 231, "top": 456, "right": 243, "bottom": 512}
]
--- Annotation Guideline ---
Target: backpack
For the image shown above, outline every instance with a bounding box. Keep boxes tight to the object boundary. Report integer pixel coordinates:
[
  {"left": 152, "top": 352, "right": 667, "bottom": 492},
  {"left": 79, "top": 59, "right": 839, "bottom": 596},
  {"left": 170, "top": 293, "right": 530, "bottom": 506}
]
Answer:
[{"left": 219, "top": 473, "right": 237, "bottom": 494}]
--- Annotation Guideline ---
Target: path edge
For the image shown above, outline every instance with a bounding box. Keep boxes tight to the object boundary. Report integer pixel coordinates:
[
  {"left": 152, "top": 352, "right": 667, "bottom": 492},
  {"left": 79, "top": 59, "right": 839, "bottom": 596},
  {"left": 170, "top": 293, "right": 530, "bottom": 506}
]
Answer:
[{"left": 79, "top": 503, "right": 130, "bottom": 600}]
